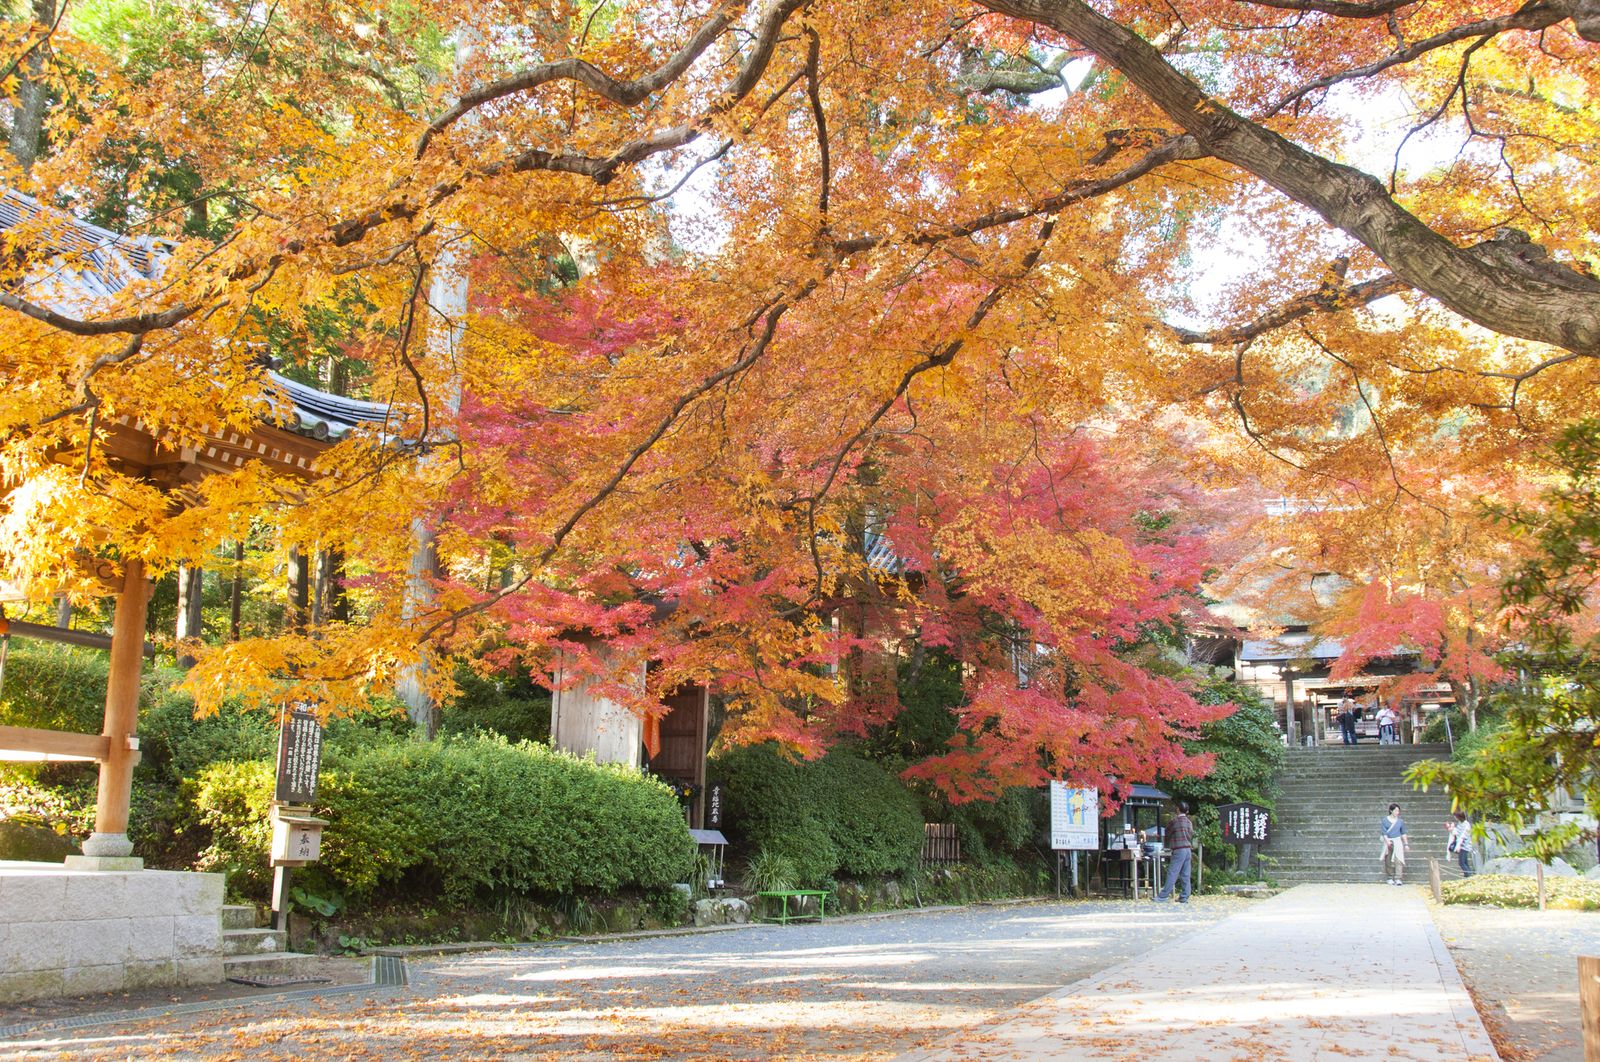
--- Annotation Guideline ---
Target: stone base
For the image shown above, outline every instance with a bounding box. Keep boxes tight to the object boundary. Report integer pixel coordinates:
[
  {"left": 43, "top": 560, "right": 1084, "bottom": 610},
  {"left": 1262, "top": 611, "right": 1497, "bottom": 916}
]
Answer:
[
  {"left": 62, "top": 855, "right": 145, "bottom": 872},
  {"left": 0, "top": 860, "right": 225, "bottom": 1004},
  {"left": 80, "top": 832, "right": 135, "bottom": 858}
]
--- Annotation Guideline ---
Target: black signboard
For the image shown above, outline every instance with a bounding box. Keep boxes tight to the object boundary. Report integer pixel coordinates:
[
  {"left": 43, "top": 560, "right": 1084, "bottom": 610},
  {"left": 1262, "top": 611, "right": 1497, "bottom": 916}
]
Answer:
[
  {"left": 1219, "top": 802, "right": 1271, "bottom": 845},
  {"left": 274, "top": 706, "right": 324, "bottom": 805},
  {"left": 705, "top": 782, "right": 725, "bottom": 828}
]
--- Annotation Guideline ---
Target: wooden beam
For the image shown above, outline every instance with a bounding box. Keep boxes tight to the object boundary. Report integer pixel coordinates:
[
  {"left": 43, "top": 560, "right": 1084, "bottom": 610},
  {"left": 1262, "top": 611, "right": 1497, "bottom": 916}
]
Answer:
[
  {"left": 0, "top": 723, "right": 109, "bottom": 762},
  {"left": 3, "top": 618, "right": 156, "bottom": 658}
]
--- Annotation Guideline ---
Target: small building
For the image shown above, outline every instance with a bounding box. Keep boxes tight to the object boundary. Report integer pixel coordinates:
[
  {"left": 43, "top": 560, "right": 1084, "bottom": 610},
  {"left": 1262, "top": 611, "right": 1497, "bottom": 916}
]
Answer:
[{"left": 549, "top": 638, "right": 712, "bottom": 826}]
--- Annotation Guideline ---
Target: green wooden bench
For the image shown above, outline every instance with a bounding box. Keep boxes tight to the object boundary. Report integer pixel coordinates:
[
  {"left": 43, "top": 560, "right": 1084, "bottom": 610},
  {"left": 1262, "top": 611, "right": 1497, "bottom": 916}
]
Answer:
[{"left": 756, "top": 889, "right": 830, "bottom": 924}]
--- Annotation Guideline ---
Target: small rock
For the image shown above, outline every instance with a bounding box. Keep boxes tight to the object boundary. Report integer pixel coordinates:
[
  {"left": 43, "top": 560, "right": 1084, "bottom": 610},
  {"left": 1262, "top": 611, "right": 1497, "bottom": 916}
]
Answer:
[
  {"left": 693, "top": 897, "right": 751, "bottom": 926},
  {"left": 1585, "top": 865, "right": 1600, "bottom": 881},
  {"left": 714, "top": 898, "right": 750, "bottom": 924}
]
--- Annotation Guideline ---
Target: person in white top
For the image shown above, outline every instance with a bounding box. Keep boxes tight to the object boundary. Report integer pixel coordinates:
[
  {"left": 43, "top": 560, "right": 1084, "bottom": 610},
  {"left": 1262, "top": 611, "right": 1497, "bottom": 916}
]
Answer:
[
  {"left": 1377, "top": 704, "right": 1399, "bottom": 744},
  {"left": 1446, "top": 811, "right": 1474, "bottom": 877}
]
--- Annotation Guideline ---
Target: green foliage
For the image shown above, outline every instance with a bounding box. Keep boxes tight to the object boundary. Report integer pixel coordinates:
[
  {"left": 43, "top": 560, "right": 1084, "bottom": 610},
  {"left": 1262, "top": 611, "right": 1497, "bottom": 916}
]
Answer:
[
  {"left": 741, "top": 848, "right": 799, "bottom": 891},
  {"left": 190, "top": 736, "right": 696, "bottom": 905},
  {"left": 189, "top": 759, "right": 278, "bottom": 896},
  {"left": 950, "top": 787, "right": 1038, "bottom": 863},
  {"left": 1156, "top": 679, "right": 1282, "bottom": 860},
  {"left": 0, "top": 642, "right": 110, "bottom": 735},
  {"left": 0, "top": 818, "right": 78, "bottom": 861},
  {"left": 1412, "top": 421, "right": 1600, "bottom": 833},
  {"left": 710, "top": 743, "right": 924, "bottom": 885},
  {"left": 438, "top": 663, "right": 551, "bottom": 744},
  {"left": 1442, "top": 874, "right": 1600, "bottom": 911}
]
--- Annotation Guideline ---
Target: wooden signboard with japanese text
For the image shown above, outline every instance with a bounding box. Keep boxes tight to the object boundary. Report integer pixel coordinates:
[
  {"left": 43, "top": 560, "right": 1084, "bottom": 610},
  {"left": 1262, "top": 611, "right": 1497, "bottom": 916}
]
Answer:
[
  {"left": 274, "top": 706, "right": 324, "bottom": 805},
  {"left": 1219, "top": 802, "right": 1271, "bottom": 845}
]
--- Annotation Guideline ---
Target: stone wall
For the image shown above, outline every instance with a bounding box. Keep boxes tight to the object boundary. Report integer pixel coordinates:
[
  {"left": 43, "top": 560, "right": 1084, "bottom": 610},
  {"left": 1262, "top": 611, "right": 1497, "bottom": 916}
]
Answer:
[{"left": 0, "top": 861, "right": 224, "bottom": 1003}]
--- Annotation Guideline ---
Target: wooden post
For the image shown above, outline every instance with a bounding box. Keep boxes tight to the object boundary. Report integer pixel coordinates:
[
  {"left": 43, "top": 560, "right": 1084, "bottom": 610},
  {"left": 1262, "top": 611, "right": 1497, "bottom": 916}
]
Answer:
[
  {"left": 1537, "top": 862, "right": 1547, "bottom": 911},
  {"left": 1429, "top": 858, "right": 1443, "bottom": 903},
  {"left": 1579, "top": 955, "right": 1600, "bottom": 1062},
  {"left": 270, "top": 864, "right": 292, "bottom": 931},
  {"left": 80, "top": 558, "right": 148, "bottom": 863}
]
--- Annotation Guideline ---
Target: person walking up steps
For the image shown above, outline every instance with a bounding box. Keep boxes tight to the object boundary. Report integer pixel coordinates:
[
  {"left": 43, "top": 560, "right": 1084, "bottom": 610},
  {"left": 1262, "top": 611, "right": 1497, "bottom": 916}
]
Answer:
[
  {"left": 1155, "top": 801, "right": 1194, "bottom": 903},
  {"left": 1381, "top": 803, "right": 1408, "bottom": 885}
]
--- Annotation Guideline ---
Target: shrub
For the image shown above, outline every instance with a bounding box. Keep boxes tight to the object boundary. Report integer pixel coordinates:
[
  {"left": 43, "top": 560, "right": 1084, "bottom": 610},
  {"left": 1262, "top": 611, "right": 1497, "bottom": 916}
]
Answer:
[
  {"left": 1442, "top": 873, "right": 1600, "bottom": 911},
  {"left": 189, "top": 735, "right": 696, "bottom": 906},
  {"left": 709, "top": 743, "right": 923, "bottom": 885},
  {"left": 822, "top": 753, "right": 924, "bottom": 877},
  {"left": 949, "top": 787, "right": 1037, "bottom": 863},
  {"left": 439, "top": 663, "right": 552, "bottom": 744},
  {"left": 0, "top": 643, "right": 110, "bottom": 735}
]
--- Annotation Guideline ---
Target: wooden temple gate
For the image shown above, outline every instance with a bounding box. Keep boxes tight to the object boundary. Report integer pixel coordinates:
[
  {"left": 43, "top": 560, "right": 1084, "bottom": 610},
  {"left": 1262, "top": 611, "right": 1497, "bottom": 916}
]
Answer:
[{"left": 0, "top": 189, "right": 389, "bottom": 865}]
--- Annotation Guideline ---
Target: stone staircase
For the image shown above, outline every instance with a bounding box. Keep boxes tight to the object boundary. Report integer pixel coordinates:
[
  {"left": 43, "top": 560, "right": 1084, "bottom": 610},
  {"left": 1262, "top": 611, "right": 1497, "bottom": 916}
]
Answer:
[
  {"left": 220, "top": 904, "right": 320, "bottom": 984},
  {"left": 1267, "top": 744, "right": 1462, "bottom": 885}
]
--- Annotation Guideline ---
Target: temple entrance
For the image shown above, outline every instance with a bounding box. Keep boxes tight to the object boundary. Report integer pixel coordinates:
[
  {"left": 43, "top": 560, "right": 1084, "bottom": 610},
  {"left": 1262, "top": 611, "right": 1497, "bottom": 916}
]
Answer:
[{"left": 1302, "top": 681, "right": 1457, "bottom": 747}]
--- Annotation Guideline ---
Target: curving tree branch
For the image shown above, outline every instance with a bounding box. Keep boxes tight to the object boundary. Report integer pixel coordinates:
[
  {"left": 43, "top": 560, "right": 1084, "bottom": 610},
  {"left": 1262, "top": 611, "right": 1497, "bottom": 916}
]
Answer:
[{"left": 979, "top": 0, "right": 1600, "bottom": 356}]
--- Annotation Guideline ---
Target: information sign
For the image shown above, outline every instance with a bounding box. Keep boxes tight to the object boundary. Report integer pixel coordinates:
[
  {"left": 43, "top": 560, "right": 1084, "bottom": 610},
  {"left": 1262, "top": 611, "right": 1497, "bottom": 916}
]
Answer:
[
  {"left": 1219, "top": 802, "right": 1271, "bottom": 844},
  {"left": 1049, "top": 782, "right": 1099, "bottom": 850},
  {"left": 706, "top": 782, "right": 725, "bottom": 828},
  {"left": 274, "top": 705, "right": 324, "bottom": 805}
]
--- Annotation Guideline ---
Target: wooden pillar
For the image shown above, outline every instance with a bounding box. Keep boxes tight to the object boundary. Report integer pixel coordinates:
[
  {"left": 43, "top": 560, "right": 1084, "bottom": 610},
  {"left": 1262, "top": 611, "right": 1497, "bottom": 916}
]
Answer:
[
  {"left": 80, "top": 558, "right": 148, "bottom": 861},
  {"left": 1579, "top": 955, "right": 1600, "bottom": 1062}
]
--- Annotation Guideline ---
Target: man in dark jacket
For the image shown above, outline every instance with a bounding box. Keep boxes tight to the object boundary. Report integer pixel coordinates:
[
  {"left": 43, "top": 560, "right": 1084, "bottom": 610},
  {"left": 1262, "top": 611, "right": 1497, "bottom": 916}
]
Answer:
[{"left": 1155, "top": 801, "right": 1194, "bottom": 903}]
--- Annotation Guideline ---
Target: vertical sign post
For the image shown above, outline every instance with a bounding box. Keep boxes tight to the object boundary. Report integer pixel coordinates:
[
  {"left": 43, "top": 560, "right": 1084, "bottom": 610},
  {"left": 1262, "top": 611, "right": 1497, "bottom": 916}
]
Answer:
[
  {"left": 270, "top": 705, "right": 325, "bottom": 931},
  {"left": 1049, "top": 783, "right": 1099, "bottom": 897}
]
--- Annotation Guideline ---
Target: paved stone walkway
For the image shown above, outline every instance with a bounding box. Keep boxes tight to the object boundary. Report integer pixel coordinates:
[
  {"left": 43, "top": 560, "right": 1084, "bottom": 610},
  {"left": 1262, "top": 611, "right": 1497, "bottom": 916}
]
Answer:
[
  {"left": 0, "top": 898, "right": 1246, "bottom": 1059},
  {"left": 902, "top": 884, "right": 1498, "bottom": 1061}
]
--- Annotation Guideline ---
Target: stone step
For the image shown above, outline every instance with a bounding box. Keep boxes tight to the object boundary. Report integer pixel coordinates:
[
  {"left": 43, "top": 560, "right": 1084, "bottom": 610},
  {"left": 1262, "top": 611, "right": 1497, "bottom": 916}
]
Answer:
[
  {"left": 221, "top": 904, "right": 261, "bottom": 931},
  {"left": 222, "top": 951, "right": 321, "bottom": 983},
  {"left": 223, "top": 927, "right": 288, "bottom": 956}
]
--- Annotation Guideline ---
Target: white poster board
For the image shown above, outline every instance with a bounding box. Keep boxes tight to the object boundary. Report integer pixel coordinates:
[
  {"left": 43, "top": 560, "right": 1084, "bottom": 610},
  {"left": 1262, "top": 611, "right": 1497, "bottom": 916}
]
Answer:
[{"left": 1049, "top": 782, "right": 1099, "bottom": 850}]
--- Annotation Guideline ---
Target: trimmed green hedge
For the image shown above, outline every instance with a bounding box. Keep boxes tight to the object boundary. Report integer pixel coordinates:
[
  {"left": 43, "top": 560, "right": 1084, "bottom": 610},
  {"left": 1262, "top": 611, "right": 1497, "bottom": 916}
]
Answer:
[
  {"left": 709, "top": 743, "right": 924, "bottom": 885},
  {"left": 191, "top": 735, "right": 697, "bottom": 903}
]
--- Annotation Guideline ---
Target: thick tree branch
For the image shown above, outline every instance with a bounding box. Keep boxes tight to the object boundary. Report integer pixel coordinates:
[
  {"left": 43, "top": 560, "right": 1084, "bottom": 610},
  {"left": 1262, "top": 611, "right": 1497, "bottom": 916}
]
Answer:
[
  {"left": 980, "top": 0, "right": 1600, "bottom": 355},
  {"left": 1242, "top": 0, "right": 1413, "bottom": 15},
  {"left": 0, "top": 292, "right": 196, "bottom": 336}
]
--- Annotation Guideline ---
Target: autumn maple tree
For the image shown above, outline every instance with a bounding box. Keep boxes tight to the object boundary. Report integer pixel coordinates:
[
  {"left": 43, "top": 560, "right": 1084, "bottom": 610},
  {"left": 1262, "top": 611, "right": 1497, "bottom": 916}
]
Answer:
[{"left": 2, "top": 0, "right": 1598, "bottom": 796}]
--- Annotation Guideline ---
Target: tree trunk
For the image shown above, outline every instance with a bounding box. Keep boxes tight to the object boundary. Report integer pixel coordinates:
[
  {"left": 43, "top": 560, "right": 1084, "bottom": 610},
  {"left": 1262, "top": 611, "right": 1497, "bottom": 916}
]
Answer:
[
  {"left": 229, "top": 541, "right": 244, "bottom": 641},
  {"left": 6, "top": 1, "right": 55, "bottom": 170},
  {"left": 175, "top": 564, "right": 203, "bottom": 668},
  {"left": 54, "top": 595, "right": 70, "bottom": 628},
  {"left": 287, "top": 547, "right": 309, "bottom": 633}
]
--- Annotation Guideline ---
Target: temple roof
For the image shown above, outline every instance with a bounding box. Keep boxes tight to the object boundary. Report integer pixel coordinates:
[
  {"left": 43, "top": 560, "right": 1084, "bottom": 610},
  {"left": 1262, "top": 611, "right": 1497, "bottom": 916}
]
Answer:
[{"left": 1, "top": 189, "right": 389, "bottom": 443}]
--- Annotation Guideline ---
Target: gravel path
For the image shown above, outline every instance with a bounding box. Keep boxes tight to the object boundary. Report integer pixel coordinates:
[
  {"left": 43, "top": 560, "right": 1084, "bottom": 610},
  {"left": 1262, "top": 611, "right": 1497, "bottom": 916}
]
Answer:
[
  {"left": 0, "top": 897, "right": 1245, "bottom": 1060},
  {"left": 1432, "top": 902, "right": 1600, "bottom": 1062}
]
